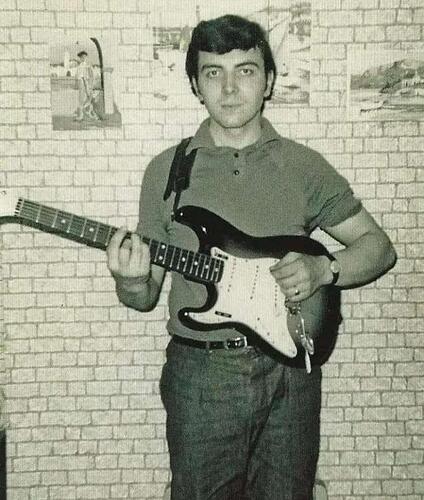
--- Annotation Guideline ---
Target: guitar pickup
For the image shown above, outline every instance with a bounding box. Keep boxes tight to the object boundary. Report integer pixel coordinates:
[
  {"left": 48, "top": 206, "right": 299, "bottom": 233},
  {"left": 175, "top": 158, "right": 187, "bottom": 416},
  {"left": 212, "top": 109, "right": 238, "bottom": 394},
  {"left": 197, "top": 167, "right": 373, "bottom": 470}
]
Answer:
[{"left": 215, "top": 311, "right": 232, "bottom": 318}]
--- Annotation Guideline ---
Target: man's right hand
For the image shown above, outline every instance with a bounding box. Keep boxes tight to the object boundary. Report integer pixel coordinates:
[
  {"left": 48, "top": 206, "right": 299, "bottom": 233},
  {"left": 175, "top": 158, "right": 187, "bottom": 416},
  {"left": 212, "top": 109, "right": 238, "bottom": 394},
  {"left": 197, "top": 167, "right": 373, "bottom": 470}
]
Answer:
[{"left": 106, "top": 227, "right": 151, "bottom": 285}]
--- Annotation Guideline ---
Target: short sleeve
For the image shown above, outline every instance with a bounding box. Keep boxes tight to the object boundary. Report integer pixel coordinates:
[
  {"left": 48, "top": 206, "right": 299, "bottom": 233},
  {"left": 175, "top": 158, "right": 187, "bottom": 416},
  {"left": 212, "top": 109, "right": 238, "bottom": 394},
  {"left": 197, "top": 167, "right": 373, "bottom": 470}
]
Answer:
[
  {"left": 304, "top": 150, "right": 362, "bottom": 231},
  {"left": 136, "top": 160, "right": 170, "bottom": 244}
]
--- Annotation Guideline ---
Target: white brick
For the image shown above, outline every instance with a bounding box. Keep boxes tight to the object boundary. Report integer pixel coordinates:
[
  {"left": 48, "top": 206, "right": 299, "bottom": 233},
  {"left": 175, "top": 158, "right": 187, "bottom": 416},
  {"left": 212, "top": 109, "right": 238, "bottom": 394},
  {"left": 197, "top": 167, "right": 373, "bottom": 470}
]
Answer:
[
  {"left": 20, "top": 11, "right": 55, "bottom": 26},
  {"left": 386, "top": 25, "right": 420, "bottom": 40},
  {"left": 75, "top": 12, "right": 112, "bottom": 27},
  {"left": 56, "top": 11, "right": 76, "bottom": 27},
  {"left": 354, "top": 25, "right": 386, "bottom": 42},
  {"left": 45, "top": 0, "right": 84, "bottom": 9},
  {"left": 0, "top": 10, "right": 20, "bottom": 25}
]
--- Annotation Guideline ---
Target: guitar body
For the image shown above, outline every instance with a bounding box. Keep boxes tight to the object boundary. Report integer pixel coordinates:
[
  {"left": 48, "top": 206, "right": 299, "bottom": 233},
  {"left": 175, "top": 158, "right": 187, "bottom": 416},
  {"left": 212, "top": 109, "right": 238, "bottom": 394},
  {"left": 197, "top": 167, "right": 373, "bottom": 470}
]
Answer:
[{"left": 174, "top": 206, "right": 341, "bottom": 365}]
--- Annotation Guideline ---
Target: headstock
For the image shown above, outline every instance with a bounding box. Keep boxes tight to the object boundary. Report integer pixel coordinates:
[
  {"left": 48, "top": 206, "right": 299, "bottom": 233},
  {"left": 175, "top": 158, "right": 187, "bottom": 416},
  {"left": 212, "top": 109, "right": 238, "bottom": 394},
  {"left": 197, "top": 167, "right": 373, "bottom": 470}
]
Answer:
[{"left": 0, "top": 189, "right": 20, "bottom": 218}]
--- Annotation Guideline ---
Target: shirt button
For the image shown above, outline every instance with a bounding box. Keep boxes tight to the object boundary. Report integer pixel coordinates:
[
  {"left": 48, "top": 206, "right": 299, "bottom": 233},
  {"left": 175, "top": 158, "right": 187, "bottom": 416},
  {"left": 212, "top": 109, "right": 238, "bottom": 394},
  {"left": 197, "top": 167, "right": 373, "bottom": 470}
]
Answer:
[
  {"left": 233, "top": 169, "right": 240, "bottom": 176},
  {"left": 234, "top": 152, "right": 239, "bottom": 158}
]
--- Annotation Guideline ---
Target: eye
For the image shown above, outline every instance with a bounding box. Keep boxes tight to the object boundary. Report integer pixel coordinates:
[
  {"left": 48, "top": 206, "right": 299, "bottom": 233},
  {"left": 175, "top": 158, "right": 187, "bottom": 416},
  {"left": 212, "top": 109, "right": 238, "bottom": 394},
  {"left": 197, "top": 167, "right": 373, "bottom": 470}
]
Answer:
[
  {"left": 240, "top": 67, "right": 254, "bottom": 76},
  {"left": 205, "top": 68, "right": 220, "bottom": 78}
]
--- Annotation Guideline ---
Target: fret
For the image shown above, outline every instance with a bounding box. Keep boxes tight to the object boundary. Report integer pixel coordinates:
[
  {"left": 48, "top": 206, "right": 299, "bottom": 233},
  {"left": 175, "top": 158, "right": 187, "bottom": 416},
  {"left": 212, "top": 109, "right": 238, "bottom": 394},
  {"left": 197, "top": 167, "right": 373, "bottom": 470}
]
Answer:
[
  {"left": 148, "top": 239, "right": 156, "bottom": 261},
  {"left": 161, "top": 243, "right": 171, "bottom": 269},
  {"left": 35, "top": 204, "right": 42, "bottom": 224},
  {"left": 69, "top": 215, "right": 85, "bottom": 239},
  {"left": 153, "top": 240, "right": 161, "bottom": 264},
  {"left": 180, "top": 249, "right": 188, "bottom": 273},
  {"left": 184, "top": 250, "right": 193, "bottom": 276},
  {"left": 93, "top": 221, "right": 100, "bottom": 243},
  {"left": 203, "top": 256, "right": 212, "bottom": 282},
  {"left": 37, "top": 205, "right": 53, "bottom": 227},
  {"left": 196, "top": 253, "right": 206, "bottom": 280},
  {"left": 156, "top": 242, "right": 168, "bottom": 266},
  {"left": 217, "top": 260, "right": 224, "bottom": 282},
  {"left": 194, "top": 253, "right": 202, "bottom": 279},
  {"left": 209, "top": 258, "right": 217, "bottom": 282},
  {"left": 212, "top": 258, "right": 220, "bottom": 282},
  {"left": 182, "top": 249, "right": 193, "bottom": 276},
  {"left": 80, "top": 218, "right": 87, "bottom": 238},
  {"left": 95, "top": 223, "right": 112, "bottom": 248},
  {"left": 190, "top": 252, "right": 200, "bottom": 277},
  {"left": 52, "top": 208, "right": 59, "bottom": 229},
  {"left": 57, "top": 211, "right": 71, "bottom": 232},
  {"left": 66, "top": 213, "right": 73, "bottom": 233},
  {"left": 165, "top": 245, "right": 175, "bottom": 269},
  {"left": 173, "top": 247, "right": 182, "bottom": 273},
  {"left": 168, "top": 245, "right": 177, "bottom": 270},
  {"left": 82, "top": 219, "right": 98, "bottom": 241},
  {"left": 106, "top": 225, "right": 113, "bottom": 246}
]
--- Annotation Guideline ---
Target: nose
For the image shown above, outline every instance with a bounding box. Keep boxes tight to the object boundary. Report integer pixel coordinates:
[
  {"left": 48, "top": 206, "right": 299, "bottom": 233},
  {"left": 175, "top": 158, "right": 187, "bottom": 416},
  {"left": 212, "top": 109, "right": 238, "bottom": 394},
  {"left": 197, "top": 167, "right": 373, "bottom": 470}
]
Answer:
[{"left": 223, "top": 71, "right": 237, "bottom": 95}]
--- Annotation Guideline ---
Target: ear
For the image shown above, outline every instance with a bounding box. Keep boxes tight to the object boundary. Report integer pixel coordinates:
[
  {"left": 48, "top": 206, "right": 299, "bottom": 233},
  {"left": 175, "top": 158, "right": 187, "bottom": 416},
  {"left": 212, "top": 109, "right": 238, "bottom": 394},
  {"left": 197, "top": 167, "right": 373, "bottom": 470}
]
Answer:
[
  {"left": 264, "top": 70, "right": 275, "bottom": 99},
  {"left": 191, "top": 78, "right": 204, "bottom": 103}
]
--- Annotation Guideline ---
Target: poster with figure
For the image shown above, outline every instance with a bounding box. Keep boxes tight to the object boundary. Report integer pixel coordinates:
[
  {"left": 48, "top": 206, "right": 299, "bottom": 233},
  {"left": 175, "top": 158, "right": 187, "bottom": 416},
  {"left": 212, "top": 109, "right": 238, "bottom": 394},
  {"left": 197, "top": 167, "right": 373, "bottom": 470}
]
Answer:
[
  {"left": 347, "top": 49, "right": 424, "bottom": 121},
  {"left": 150, "top": 0, "right": 311, "bottom": 107},
  {"left": 50, "top": 35, "right": 122, "bottom": 130}
]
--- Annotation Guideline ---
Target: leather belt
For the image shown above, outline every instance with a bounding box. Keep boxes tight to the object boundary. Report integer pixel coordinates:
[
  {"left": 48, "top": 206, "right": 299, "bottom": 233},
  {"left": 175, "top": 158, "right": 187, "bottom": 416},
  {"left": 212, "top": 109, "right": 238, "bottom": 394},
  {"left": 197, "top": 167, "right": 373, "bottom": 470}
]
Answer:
[{"left": 172, "top": 334, "right": 249, "bottom": 350}]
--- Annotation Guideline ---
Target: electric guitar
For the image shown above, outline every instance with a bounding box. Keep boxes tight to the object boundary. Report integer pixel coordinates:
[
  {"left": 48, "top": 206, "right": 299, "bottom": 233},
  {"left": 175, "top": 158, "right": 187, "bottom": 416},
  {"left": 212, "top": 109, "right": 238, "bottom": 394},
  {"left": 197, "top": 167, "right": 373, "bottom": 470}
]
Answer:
[{"left": 0, "top": 191, "right": 341, "bottom": 366}]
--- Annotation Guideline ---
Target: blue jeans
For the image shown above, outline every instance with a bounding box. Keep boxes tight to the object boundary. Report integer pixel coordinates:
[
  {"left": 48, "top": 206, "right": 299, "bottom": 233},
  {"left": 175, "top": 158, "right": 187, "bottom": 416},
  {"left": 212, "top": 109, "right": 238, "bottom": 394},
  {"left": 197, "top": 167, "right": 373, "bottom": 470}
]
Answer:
[{"left": 160, "top": 339, "right": 322, "bottom": 500}]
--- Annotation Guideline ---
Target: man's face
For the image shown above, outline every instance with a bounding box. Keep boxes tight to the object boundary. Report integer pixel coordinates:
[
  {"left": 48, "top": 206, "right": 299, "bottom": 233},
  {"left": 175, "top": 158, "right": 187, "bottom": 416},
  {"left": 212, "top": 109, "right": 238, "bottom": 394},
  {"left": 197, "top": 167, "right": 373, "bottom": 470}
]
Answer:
[{"left": 192, "top": 48, "right": 273, "bottom": 132}]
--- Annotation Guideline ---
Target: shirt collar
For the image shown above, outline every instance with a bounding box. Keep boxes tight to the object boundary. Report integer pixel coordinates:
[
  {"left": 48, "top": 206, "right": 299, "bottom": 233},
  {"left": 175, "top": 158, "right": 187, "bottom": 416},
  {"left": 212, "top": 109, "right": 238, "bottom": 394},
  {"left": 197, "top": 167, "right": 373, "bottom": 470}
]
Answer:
[{"left": 186, "top": 117, "right": 281, "bottom": 154}]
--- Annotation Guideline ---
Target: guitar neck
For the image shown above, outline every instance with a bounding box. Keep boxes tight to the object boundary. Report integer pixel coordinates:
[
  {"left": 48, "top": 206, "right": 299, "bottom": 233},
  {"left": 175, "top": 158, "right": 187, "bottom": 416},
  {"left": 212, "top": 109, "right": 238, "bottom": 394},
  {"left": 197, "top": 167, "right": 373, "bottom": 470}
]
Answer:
[{"left": 15, "top": 198, "right": 222, "bottom": 284}]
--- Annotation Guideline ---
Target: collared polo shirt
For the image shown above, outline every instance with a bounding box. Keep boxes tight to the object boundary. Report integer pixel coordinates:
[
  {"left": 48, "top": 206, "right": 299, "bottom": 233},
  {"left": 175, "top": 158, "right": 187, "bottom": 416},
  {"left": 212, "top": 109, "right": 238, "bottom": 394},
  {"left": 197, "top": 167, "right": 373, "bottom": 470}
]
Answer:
[{"left": 137, "top": 118, "right": 361, "bottom": 342}]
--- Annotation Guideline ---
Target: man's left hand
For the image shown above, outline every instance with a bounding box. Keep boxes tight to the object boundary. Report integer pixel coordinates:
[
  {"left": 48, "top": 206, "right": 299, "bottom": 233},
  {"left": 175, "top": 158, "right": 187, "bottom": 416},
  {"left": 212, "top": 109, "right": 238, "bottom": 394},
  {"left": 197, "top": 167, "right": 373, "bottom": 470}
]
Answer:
[{"left": 270, "top": 252, "right": 331, "bottom": 302}]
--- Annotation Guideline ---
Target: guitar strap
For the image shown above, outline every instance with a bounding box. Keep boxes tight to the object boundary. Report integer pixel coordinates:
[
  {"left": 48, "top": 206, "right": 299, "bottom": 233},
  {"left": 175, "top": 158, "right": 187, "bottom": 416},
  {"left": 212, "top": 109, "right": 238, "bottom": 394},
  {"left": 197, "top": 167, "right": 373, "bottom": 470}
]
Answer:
[{"left": 163, "top": 137, "right": 197, "bottom": 220}]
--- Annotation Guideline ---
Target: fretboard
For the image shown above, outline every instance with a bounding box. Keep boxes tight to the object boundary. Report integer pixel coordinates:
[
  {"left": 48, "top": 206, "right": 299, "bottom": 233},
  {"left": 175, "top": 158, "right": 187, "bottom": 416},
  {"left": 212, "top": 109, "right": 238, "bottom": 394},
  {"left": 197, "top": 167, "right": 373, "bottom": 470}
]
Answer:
[{"left": 15, "top": 198, "right": 223, "bottom": 284}]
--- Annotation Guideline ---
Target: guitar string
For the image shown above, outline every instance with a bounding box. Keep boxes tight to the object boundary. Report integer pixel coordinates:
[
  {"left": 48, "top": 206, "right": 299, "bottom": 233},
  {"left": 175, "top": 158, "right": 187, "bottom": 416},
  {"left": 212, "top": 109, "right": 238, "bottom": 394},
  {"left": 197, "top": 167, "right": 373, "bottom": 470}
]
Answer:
[{"left": 17, "top": 199, "right": 223, "bottom": 281}]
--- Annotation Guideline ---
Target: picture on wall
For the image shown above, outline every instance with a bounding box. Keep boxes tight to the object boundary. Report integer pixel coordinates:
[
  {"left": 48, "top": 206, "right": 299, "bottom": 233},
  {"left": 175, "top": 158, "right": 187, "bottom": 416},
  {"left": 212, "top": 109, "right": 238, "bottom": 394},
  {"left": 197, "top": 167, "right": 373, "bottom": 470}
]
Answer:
[
  {"left": 347, "top": 49, "right": 424, "bottom": 121},
  {"left": 150, "top": 0, "right": 311, "bottom": 108},
  {"left": 50, "top": 35, "right": 122, "bottom": 130}
]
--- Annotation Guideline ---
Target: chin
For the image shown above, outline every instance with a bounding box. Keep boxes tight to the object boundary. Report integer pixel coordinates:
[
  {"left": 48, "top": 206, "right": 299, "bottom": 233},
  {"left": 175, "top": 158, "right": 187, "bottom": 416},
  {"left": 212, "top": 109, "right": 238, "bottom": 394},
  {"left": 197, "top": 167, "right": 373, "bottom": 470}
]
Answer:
[{"left": 213, "top": 114, "right": 256, "bottom": 130}]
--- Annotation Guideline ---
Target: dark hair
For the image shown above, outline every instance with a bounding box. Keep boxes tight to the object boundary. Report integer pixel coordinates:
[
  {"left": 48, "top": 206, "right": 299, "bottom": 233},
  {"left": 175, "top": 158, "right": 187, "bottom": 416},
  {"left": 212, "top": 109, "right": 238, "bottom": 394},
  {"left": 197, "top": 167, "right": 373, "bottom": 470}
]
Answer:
[
  {"left": 185, "top": 15, "right": 276, "bottom": 98},
  {"left": 77, "top": 51, "right": 88, "bottom": 58}
]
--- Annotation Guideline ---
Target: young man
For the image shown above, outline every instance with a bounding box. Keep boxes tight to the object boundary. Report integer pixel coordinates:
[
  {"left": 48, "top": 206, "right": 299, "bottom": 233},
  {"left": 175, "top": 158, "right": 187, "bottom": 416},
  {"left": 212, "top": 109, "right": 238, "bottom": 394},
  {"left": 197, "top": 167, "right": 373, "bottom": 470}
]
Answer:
[
  {"left": 107, "top": 15, "right": 396, "bottom": 500},
  {"left": 74, "top": 50, "right": 99, "bottom": 122}
]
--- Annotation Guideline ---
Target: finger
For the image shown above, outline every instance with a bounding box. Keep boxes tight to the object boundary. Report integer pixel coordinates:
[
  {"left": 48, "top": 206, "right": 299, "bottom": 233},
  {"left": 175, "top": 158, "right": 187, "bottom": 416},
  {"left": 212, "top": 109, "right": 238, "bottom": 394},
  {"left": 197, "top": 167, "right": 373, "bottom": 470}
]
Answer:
[
  {"left": 277, "top": 273, "right": 304, "bottom": 292},
  {"left": 270, "top": 261, "right": 302, "bottom": 282},
  {"left": 128, "top": 233, "right": 142, "bottom": 270},
  {"left": 140, "top": 242, "right": 151, "bottom": 275},
  {"left": 269, "top": 252, "right": 301, "bottom": 273},
  {"left": 107, "top": 226, "right": 128, "bottom": 270}
]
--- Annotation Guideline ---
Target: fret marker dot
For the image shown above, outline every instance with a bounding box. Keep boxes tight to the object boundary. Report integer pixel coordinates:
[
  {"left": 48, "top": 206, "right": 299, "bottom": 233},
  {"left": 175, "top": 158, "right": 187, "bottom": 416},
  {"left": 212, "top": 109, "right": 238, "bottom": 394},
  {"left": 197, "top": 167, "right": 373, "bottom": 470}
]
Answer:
[
  {"left": 159, "top": 256, "right": 163, "bottom": 260},
  {"left": 61, "top": 219, "right": 66, "bottom": 224},
  {"left": 161, "top": 244, "right": 166, "bottom": 249},
  {"left": 194, "top": 261, "right": 198, "bottom": 265},
  {"left": 89, "top": 227, "right": 94, "bottom": 232},
  {"left": 182, "top": 258, "right": 186, "bottom": 262}
]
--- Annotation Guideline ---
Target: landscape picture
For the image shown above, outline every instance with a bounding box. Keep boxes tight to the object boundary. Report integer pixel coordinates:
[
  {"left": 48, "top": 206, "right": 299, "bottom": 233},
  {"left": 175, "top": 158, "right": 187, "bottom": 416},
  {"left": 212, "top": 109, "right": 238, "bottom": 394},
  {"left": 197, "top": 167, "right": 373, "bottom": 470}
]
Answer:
[
  {"left": 347, "top": 50, "right": 424, "bottom": 121},
  {"left": 151, "top": 0, "right": 311, "bottom": 108}
]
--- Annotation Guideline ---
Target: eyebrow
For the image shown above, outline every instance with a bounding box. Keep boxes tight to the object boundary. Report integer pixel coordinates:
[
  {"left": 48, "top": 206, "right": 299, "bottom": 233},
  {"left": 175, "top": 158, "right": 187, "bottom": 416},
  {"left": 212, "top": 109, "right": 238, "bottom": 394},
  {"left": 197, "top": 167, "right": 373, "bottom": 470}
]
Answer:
[{"left": 200, "top": 61, "right": 260, "bottom": 72}]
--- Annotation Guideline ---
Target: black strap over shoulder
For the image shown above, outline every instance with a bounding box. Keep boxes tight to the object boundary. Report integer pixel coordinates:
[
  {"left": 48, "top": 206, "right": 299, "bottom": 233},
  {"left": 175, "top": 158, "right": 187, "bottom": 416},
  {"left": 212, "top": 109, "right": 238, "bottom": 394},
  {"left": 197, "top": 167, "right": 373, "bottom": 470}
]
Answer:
[{"left": 163, "top": 137, "right": 197, "bottom": 219}]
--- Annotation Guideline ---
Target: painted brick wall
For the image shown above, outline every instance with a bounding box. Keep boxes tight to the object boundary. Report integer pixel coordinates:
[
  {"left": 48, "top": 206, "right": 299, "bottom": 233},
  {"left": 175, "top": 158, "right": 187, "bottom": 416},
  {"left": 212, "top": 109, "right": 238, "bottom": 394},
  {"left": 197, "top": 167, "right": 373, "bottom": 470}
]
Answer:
[{"left": 1, "top": 1, "right": 423, "bottom": 499}]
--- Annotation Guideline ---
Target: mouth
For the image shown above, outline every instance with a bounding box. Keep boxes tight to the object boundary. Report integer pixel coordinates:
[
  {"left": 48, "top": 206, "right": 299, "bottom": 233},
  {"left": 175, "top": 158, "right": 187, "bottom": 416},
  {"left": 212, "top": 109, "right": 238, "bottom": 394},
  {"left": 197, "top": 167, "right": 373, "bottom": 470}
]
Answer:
[{"left": 221, "top": 103, "right": 243, "bottom": 109}]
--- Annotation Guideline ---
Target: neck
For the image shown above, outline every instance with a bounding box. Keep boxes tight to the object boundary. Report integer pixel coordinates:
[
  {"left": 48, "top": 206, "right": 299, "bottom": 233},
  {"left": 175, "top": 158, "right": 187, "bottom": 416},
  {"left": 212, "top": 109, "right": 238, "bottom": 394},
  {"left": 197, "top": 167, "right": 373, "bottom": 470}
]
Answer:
[{"left": 209, "top": 115, "right": 262, "bottom": 149}]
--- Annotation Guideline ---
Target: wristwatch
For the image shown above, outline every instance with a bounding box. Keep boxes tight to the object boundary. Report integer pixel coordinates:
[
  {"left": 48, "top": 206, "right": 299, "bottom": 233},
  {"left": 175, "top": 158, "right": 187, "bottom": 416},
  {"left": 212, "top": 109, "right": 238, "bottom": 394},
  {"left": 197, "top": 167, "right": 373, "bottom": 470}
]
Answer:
[{"left": 327, "top": 254, "right": 341, "bottom": 285}]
